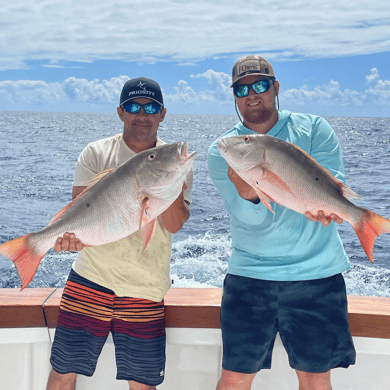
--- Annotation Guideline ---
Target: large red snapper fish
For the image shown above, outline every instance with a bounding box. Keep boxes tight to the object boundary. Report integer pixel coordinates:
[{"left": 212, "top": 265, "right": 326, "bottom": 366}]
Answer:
[
  {"left": 217, "top": 134, "right": 390, "bottom": 263},
  {"left": 0, "top": 142, "right": 196, "bottom": 290}
]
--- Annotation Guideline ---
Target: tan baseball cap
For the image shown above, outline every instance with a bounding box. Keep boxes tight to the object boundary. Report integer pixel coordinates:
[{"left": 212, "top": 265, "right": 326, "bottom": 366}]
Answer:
[{"left": 231, "top": 55, "right": 275, "bottom": 87}]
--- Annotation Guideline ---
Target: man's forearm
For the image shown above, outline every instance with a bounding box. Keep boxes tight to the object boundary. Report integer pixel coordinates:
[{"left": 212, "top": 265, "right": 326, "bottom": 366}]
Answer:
[{"left": 161, "top": 192, "right": 190, "bottom": 233}]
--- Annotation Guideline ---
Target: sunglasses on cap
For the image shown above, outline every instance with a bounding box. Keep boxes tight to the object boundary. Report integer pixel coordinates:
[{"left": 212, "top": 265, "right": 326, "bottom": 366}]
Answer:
[
  {"left": 233, "top": 78, "right": 275, "bottom": 98},
  {"left": 122, "top": 103, "right": 162, "bottom": 115}
]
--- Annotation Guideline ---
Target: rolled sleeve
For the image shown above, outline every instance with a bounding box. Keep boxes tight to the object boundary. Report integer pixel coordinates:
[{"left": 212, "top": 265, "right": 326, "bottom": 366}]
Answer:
[
  {"left": 73, "top": 145, "right": 99, "bottom": 186},
  {"left": 311, "top": 117, "right": 346, "bottom": 184}
]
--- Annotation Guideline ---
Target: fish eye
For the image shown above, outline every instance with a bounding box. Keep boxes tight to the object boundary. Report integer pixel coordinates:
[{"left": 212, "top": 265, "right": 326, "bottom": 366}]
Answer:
[
  {"left": 148, "top": 153, "right": 156, "bottom": 161},
  {"left": 243, "top": 136, "right": 251, "bottom": 142}
]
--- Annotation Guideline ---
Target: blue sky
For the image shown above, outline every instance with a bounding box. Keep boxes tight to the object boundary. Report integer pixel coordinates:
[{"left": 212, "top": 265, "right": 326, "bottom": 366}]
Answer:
[{"left": 1, "top": 0, "right": 389, "bottom": 117}]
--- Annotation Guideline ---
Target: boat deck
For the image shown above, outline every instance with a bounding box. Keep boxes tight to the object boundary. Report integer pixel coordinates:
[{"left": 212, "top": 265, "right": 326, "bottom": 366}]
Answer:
[{"left": 1, "top": 288, "right": 390, "bottom": 389}]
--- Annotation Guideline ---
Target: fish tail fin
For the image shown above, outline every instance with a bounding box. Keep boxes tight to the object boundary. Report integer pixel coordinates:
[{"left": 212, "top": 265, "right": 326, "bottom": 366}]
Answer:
[
  {"left": 0, "top": 234, "right": 46, "bottom": 290},
  {"left": 353, "top": 209, "right": 390, "bottom": 263}
]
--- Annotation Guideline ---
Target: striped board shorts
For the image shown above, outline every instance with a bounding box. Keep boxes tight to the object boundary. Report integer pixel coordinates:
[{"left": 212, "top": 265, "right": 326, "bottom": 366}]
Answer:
[{"left": 50, "top": 269, "right": 166, "bottom": 386}]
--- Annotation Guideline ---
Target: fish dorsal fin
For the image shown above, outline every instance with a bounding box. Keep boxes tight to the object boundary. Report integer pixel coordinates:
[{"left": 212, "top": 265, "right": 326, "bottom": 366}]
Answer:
[
  {"left": 139, "top": 197, "right": 150, "bottom": 229},
  {"left": 338, "top": 182, "right": 361, "bottom": 200},
  {"left": 48, "top": 200, "right": 77, "bottom": 225},
  {"left": 48, "top": 169, "right": 114, "bottom": 225},
  {"left": 293, "top": 144, "right": 361, "bottom": 200},
  {"left": 86, "top": 168, "right": 115, "bottom": 187}
]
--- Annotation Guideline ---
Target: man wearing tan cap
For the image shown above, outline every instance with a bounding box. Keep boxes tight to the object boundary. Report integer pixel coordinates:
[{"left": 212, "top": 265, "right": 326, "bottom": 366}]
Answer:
[{"left": 208, "top": 55, "right": 356, "bottom": 390}]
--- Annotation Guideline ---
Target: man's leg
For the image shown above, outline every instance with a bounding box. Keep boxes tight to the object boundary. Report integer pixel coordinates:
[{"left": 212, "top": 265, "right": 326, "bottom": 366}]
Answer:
[
  {"left": 295, "top": 370, "right": 332, "bottom": 390},
  {"left": 128, "top": 380, "right": 157, "bottom": 390},
  {"left": 113, "top": 296, "right": 166, "bottom": 387},
  {"left": 216, "top": 369, "right": 256, "bottom": 390},
  {"left": 218, "top": 275, "right": 279, "bottom": 390},
  {"left": 46, "top": 369, "right": 77, "bottom": 390}
]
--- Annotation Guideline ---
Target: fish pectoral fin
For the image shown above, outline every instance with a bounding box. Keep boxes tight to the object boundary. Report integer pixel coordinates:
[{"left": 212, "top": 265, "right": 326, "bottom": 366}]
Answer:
[
  {"left": 263, "top": 168, "right": 293, "bottom": 195},
  {"left": 139, "top": 197, "right": 150, "bottom": 229},
  {"left": 254, "top": 188, "right": 275, "bottom": 214},
  {"left": 142, "top": 219, "right": 157, "bottom": 252}
]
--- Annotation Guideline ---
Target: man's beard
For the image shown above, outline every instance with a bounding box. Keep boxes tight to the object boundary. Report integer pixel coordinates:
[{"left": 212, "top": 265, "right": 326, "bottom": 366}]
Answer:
[{"left": 242, "top": 105, "right": 274, "bottom": 125}]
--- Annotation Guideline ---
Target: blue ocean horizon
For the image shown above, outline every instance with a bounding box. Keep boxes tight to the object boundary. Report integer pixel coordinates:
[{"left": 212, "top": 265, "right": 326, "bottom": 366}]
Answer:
[{"left": 0, "top": 111, "right": 389, "bottom": 297}]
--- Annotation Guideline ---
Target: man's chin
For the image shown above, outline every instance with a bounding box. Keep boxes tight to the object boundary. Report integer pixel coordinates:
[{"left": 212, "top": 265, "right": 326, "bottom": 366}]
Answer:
[{"left": 243, "top": 109, "right": 273, "bottom": 124}]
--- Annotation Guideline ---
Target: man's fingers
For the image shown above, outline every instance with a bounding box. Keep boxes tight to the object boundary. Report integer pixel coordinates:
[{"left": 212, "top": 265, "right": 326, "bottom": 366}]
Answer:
[
  {"left": 305, "top": 211, "right": 343, "bottom": 226},
  {"left": 75, "top": 239, "right": 84, "bottom": 251},
  {"left": 54, "top": 232, "right": 84, "bottom": 252},
  {"left": 61, "top": 232, "right": 71, "bottom": 251},
  {"left": 329, "top": 213, "right": 343, "bottom": 225},
  {"left": 54, "top": 237, "right": 63, "bottom": 253},
  {"left": 68, "top": 233, "right": 77, "bottom": 251}
]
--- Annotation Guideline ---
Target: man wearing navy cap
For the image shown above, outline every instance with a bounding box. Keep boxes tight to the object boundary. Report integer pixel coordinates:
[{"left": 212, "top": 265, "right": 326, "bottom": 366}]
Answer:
[{"left": 46, "top": 77, "right": 193, "bottom": 390}]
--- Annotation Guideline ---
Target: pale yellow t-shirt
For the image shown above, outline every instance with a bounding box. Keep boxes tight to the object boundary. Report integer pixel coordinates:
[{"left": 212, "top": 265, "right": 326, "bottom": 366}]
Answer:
[{"left": 72, "top": 134, "right": 193, "bottom": 301}]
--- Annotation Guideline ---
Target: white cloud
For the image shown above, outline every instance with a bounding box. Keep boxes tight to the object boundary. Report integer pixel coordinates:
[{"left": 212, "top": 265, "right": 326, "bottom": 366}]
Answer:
[
  {"left": 165, "top": 70, "right": 232, "bottom": 106},
  {"left": 281, "top": 68, "right": 390, "bottom": 108},
  {"left": 0, "top": 76, "right": 129, "bottom": 105},
  {"left": 1, "top": 0, "right": 390, "bottom": 70},
  {"left": 1, "top": 69, "right": 389, "bottom": 113}
]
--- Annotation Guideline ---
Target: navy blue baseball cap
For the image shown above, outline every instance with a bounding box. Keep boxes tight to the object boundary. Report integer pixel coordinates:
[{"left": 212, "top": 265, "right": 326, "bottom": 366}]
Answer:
[{"left": 120, "top": 77, "right": 164, "bottom": 107}]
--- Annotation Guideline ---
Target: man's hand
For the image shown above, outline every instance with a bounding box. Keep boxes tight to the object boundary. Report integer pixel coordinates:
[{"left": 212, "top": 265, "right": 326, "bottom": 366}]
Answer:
[
  {"left": 304, "top": 211, "right": 343, "bottom": 227},
  {"left": 227, "top": 164, "right": 259, "bottom": 203},
  {"left": 54, "top": 232, "right": 85, "bottom": 252}
]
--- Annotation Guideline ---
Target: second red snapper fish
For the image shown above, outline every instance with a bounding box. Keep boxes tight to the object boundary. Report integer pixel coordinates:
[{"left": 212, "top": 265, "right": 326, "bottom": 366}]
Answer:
[
  {"left": 217, "top": 133, "right": 390, "bottom": 264},
  {"left": 0, "top": 142, "right": 196, "bottom": 290}
]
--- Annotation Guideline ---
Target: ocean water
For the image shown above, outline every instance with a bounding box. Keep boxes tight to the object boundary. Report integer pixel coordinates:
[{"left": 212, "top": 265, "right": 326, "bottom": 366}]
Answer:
[{"left": 0, "top": 111, "right": 389, "bottom": 297}]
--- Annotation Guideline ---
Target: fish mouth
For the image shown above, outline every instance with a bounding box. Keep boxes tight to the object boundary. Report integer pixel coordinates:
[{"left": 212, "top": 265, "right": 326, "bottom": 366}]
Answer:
[
  {"left": 179, "top": 142, "right": 196, "bottom": 161},
  {"left": 218, "top": 139, "right": 228, "bottom": 153}
]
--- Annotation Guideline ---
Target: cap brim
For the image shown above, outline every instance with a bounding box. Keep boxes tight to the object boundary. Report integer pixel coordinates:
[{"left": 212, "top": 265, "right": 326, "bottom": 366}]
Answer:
[
  {"left": 121, "top": 97, "right": 164, "bottom": 107},
  {"left": 230, "top": 72, "right": 275, "bottom": 87}
]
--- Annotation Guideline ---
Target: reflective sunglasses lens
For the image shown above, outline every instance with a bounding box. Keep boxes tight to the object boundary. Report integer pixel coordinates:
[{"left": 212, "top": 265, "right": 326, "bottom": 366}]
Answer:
[
  {"left": 144, "top": 104, "right": 161, "bottom": 114},
  {"left": 252, "top": 80, "right": 270, "bottom": 94},
  {"left": 125, "top": 104, "right": 141, "bottom": 114},
  {"left": 234, "top": 85, "right": 249, "bottom": 97}
]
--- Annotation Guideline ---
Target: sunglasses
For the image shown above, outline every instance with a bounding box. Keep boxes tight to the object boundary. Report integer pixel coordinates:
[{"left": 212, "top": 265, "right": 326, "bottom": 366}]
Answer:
[
  {"left": 122, "top": 103, "right": 162, "bottom": 115},
  {"left": 233, "top": 78, "right": 275, "bottom": 98}
]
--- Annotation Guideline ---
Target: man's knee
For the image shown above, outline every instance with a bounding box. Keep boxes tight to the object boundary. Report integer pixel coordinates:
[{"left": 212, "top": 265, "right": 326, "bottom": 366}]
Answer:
[
  {"left": 295, "top": 370, "right": 332, "bottom": 390},
  {"left": 46, "top": 369, "right": 77, "bottom": 390},
  {"left": 216, "top": 369, "right": 256, "bottom": 390},
  {"left": 128, "top": 381, "right": 156, "bottom": 390}
]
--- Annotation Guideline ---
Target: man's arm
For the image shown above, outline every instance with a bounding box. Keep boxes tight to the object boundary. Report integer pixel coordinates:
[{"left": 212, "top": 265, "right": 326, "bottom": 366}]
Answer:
[
  {"left": 160, "top": 183, "right": 190, "bottom": 234},
  {"left": 227, "top": 165, "right": 259, "bottom": 203}
]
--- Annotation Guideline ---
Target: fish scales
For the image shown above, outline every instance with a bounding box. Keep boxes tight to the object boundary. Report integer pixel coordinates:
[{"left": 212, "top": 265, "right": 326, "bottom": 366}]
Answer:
[
  {"left": 259, "top": 137, "right": 360, "bottom": 219},
  {"left": 218, "top": 134, "right": 390, "bottom": 264},
  {"left": 0, "top": 142, "right": 196, "bottom": 289}
]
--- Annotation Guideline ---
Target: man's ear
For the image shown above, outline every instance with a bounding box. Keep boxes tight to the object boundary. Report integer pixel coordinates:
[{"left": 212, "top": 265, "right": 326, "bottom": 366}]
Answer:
[
  {"left": 117, "top": 106, "right": 124, "bottom": 122},
  {"left": 274, "top": 80, "right": 280, "bottom": 96},
  {"left": 160, "top": 107, "right": 167, "bottom": 123}
]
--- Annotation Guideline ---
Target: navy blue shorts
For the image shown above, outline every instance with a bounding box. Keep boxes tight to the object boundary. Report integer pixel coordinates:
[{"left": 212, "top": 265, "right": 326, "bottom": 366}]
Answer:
[
  {"left": 50, "top": 270, "right": 166, "bottom": 385},
  {"left": 221, "top": 273, "right": 356, "bottom": 374}
]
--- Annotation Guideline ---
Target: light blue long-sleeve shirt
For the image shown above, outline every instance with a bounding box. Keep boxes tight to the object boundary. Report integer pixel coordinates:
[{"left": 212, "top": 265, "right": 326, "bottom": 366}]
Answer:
[{"left": 207, "top": 110, "right": 351, "bottom": 281}]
